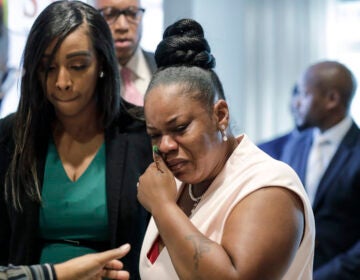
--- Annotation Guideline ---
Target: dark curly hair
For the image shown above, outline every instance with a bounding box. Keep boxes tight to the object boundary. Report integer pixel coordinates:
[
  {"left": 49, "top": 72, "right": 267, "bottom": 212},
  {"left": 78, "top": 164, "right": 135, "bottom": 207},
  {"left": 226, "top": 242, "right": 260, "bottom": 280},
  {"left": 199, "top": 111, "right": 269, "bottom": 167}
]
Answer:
[{"left": 146, "top": 18, "right": 225, "bottom": 112}]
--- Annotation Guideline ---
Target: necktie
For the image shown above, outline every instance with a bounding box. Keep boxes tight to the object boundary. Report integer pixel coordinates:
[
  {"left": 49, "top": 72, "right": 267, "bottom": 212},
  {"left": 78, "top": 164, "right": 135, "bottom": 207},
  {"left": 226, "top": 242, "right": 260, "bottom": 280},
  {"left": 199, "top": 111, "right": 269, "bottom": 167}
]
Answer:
[
  {"left": 120, "top": 67, "right": 144, "bottom": 106},
  {"left": 306, "top": 137, "right": 330, "bottom": 205}
]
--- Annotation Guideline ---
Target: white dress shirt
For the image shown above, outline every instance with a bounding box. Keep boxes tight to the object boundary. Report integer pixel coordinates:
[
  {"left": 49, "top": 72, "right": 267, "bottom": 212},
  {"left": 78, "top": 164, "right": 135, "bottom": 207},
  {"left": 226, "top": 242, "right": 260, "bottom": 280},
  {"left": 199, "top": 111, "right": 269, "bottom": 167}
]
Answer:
[
  {"left": 306, "top": 116, "right": 353, "bottom": 204},
  {"left": 119, "top": 47, "right": 152, "bottom": 100}
]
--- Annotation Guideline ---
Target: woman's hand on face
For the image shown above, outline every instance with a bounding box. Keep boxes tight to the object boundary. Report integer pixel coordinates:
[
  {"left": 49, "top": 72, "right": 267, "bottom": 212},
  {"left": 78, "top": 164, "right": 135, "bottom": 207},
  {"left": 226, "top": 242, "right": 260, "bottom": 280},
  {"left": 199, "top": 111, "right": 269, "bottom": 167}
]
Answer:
[{"left": 137, "top": 152, "right": 178, "bottom": 214}]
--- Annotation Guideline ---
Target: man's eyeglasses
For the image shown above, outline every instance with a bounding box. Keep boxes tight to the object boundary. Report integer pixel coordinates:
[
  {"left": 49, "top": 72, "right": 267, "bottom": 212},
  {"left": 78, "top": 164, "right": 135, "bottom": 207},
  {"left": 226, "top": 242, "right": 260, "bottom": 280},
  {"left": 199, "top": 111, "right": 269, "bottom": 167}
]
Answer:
[{"left": 99, "top": 6, "right": 145, "bottom": 24}]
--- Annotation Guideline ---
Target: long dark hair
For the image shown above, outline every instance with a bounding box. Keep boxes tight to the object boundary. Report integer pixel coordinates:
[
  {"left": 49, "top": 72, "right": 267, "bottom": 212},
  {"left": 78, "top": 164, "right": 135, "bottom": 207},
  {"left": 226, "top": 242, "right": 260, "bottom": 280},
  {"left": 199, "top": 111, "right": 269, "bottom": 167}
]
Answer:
[
  {"left": 146, "top": 18, "right": 225, "bottom": 113},
  {"left": 5, "top": 0, "right": 120, "bottom": 210}
]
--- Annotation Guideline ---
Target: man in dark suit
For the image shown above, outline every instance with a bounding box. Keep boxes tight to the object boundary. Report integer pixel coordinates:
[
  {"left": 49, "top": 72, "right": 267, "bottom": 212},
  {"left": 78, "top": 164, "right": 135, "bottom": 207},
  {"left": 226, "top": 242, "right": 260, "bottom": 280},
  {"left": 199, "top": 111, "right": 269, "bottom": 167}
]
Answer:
[
  {"left": 258, "top": 85, "right": 305, "bottom": 159},
  {"left": 95, "top": 0, "right": 157, "bottom": 108},
  {"left": 281, "top": 60, "right": 360, "bottom": 279}
]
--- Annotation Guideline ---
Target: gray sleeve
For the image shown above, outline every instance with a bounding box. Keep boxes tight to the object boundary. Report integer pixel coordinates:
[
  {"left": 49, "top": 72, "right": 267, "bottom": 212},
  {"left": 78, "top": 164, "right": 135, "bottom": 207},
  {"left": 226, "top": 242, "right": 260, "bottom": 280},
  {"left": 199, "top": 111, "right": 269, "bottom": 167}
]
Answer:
[{"left": 0, "top": 264, "right": 56, "bottom": 280}]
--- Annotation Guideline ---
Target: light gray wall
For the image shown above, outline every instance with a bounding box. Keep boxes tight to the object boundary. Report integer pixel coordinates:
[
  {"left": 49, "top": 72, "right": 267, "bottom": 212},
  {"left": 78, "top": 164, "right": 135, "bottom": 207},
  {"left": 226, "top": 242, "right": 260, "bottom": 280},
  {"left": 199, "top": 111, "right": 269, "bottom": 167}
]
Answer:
[{"left": 163, "top": 0, "right": 330, "bottom": 142}]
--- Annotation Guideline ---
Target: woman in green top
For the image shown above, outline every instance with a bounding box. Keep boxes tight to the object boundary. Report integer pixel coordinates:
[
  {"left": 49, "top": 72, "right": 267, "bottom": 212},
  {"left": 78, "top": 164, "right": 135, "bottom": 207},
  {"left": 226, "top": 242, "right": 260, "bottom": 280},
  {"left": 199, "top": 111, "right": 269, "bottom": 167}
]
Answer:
[{"left": 0, "top": 1, "right": 152, "bottom": 278}]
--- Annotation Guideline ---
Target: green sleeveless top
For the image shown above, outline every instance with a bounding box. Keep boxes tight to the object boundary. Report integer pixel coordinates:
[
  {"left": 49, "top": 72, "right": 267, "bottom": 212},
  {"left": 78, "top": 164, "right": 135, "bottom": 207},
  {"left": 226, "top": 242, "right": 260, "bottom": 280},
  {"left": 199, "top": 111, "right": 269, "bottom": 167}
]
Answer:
[{"left": 39, "top": 140, "right": 109, "bottom": 264}]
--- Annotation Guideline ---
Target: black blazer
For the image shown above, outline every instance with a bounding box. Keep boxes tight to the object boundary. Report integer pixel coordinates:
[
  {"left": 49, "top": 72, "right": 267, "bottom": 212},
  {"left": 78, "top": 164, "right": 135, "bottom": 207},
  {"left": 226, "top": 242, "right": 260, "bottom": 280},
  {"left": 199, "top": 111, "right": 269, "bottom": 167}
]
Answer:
[
  {"left": 0, "top": 110, "right": 152, "bottom": 279},
  {"left": 281, "top": 122, "right": 360, "bottom": 280},
  {"left": 258, "top": 129, "right": 299, "bottom": 160}
]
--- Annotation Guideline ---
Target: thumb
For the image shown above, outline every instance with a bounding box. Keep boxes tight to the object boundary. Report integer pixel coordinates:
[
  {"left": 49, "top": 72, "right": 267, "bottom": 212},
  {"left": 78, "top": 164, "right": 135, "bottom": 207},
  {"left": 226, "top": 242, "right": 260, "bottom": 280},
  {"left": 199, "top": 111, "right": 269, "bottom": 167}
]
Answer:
[{"left": 96, "top": 243, "right": 131, "bottom": 264}]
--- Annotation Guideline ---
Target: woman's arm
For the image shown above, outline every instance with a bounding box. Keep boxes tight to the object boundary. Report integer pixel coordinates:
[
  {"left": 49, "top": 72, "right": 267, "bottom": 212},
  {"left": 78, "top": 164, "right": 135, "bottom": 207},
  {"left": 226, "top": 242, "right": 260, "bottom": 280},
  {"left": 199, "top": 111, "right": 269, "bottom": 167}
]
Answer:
[
  {"left": 0, "top": 244, "right": 131, "bottom": 280},
  {"left": 138, "top": 157, "right": 304, "bottom": 279},
  {"left": 0, "top": 264, "right": 55, "bottom": 280}
]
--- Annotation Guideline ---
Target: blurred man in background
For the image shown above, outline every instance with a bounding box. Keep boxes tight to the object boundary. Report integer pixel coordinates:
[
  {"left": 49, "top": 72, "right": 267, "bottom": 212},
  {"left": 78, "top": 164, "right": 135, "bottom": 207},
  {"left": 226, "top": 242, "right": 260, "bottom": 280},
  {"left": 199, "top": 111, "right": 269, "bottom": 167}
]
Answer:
[
  {"left": 258, "top": 84, "right": 306, "bottom": 159},
  {"left": 95, "top": 0, "right": 156, "bottom": 110},
  {"left": 281, "top": 60, "right": 360, "bottom": 280}
]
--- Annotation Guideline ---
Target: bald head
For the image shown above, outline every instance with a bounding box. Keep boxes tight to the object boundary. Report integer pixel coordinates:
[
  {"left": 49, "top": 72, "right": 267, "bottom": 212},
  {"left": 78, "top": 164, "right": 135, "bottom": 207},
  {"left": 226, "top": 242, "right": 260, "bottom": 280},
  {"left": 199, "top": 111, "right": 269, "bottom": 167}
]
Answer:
[
  {"left": 305, "top": 61, "right": 356, "bottom": 110},
  {"left": 295, "top": 61, "right": 357, "bottom": 131}
]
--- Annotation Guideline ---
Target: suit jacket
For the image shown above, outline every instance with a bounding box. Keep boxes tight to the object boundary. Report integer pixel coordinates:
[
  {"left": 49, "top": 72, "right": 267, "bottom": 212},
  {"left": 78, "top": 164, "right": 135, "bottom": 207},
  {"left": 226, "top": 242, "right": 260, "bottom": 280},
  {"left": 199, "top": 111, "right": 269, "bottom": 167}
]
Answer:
[
  {"left": 0, "top": 109, "right": 153, "bottom": 280},
  {"left": 281, "top": 122, "right": 360, "bottom": 280},
  {"left": 258, "top": 129, "right": 299, "bottom": 160},
  {"left": 143, "top": 50, "right": 157, "bottom": 74}
]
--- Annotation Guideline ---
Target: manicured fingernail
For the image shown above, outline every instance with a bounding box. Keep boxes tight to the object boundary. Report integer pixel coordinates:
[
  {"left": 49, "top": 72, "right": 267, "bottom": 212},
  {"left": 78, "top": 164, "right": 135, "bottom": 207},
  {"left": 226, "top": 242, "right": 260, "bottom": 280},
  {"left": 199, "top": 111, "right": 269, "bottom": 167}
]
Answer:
[
  {"left": 119, "top": 243, "right": 131, "bottom": 252},
  {"left": 152, "top": 145, "right": 160, "bottom": 154}
]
